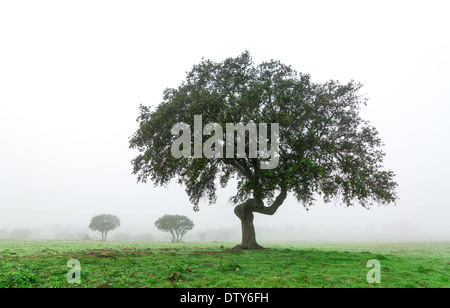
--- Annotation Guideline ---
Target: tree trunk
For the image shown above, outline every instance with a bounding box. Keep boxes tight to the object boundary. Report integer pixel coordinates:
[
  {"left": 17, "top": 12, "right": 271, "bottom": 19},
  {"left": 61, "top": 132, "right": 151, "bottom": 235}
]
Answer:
[
  {"left": 233, "top": 200, "right": 263, "bottom": 250},
  {"left": 233, "top": 189, "right": 287, "bottom": 250}
]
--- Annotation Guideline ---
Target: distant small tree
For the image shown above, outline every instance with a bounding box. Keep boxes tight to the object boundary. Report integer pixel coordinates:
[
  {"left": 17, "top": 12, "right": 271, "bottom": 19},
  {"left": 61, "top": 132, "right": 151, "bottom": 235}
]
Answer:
[
  {"left": 88, "top": 214, "right": 120, "bottom": 241},
  {"left": 0, "top": 229, "right": 9, "bottom": 239},
  {"left": 154, "top": 215, "right": 194, "bottom": 242},
  {"left": 8, "top": 228, "right": 32, "bottom": 240}
]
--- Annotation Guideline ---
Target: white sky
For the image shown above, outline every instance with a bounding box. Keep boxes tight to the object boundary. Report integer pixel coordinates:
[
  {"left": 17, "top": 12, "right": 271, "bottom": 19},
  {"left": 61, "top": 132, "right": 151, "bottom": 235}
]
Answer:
[{"left": 0, "top": 0, "right": 449, "bottom": 241}]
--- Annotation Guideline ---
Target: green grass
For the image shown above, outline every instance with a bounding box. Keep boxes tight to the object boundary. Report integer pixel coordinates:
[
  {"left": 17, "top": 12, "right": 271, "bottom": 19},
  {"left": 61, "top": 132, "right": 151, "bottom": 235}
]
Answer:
[{"left": 0, "top": 240, "right": 448, "bottom": 288}]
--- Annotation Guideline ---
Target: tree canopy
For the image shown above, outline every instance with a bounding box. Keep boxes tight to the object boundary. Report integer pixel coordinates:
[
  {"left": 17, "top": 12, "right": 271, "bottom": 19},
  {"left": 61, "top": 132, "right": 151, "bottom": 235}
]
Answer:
[
  {"left": 154, "top": 214, "right": 194, "bottom": 242},
  {"left": 130, "top": 51, "right": 398, "bottom": 249},
  {"left": 88, "top": 214, "right": 120, "bottom": 241}
]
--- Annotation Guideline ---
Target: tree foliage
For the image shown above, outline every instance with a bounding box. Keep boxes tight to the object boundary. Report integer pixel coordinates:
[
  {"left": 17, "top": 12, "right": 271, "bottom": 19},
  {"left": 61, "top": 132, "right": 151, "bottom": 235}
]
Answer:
[
  {"left": 88, "top": 214, "right": 120, "bottom": 241},
  {"left": 154, "top": 214, "right": 194, "bottom": 242},
  {"left": 130, "top": 51, "right": 398, "bottom": 249}
]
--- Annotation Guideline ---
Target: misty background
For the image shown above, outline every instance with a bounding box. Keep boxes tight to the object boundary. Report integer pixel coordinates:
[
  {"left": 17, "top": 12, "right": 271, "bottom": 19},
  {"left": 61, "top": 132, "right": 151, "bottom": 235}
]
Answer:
[{"left": 1, "top": 1, "right": 449, "bottom": 242}]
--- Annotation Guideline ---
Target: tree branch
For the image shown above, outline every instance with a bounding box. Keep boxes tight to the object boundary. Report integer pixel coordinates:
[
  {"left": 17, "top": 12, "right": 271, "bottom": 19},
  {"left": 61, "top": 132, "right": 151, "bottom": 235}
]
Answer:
[
  {"left": 253, "top": 187, "right": 287, "bottom": 216},
  {"left": 224, "top": 159, "right": 253, "bottom": 178}
]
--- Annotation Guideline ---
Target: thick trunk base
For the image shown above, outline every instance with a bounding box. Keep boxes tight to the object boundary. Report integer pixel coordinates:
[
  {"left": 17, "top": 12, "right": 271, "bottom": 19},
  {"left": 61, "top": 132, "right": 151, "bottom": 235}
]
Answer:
[
  {"left": 232, "top": 243, "right": 264, "bottom": 250},
  {"left": 234, "top": 199, "right": 264, "bottom": 250},
  {"left": 232, "top": 191, "right": 287, "bottom": 250}
]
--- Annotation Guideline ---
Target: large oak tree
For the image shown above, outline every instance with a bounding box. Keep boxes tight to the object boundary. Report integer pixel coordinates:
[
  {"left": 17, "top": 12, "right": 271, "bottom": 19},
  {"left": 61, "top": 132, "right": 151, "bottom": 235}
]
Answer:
[{"left": 129, "top": 51, "right": 398, "bottom": 249}]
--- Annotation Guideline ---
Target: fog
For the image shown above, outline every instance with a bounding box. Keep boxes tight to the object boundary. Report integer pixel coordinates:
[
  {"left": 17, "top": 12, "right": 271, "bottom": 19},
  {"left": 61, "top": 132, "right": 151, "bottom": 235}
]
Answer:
[{"left": 1, "top": 1, "right": 449, "bottom": 243}]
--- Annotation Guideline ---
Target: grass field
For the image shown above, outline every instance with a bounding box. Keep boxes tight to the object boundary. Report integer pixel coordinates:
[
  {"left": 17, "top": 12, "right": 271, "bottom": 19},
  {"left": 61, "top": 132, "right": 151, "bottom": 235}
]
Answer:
[{"left": 0, "top": 240, "right": 448, "bottom": 288}]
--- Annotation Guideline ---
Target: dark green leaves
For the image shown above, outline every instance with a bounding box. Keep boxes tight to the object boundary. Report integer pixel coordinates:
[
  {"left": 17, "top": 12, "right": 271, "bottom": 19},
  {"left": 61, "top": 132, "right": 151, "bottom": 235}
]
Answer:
[
  {"left": 129, "top": 51, "right": 398, "bottom": 211},
  {"left": 154, "top": 215, "right": 194, "bottom": 242}
]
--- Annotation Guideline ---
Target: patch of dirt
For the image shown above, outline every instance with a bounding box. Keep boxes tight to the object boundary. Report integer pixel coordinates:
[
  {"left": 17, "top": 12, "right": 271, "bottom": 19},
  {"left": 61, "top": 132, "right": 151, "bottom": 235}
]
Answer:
[
  {"left": 2, "top": 255, "right": 38, "bottom": 260},
  {"left": 168, "top": 272, "right": 180, "bottom": 282},
  {"left": 221, "top": 248, "right": 243, "bottom": 253},
  {"left": 191, "top": 250, "right": 218, "bottom": 255},
  {"left": 41, "top": 248, "right": 59, "bottom": 254},
  {"left": 96, "top": 282, "right": 111, "bottom": 288},
  {"left": 129, "top": 249, "right": 153, "bottom": 255},
  {"left": 190, "top": 249, "right": 243, "bottom": 255},
  {"left": 88, "top": 249, "right": 119, "bottom": 258}
]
